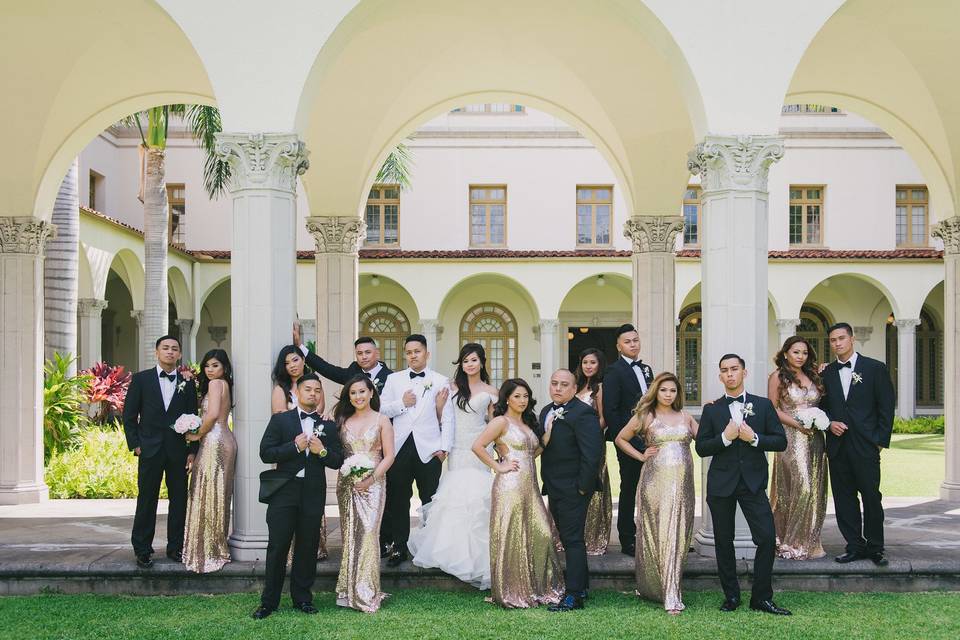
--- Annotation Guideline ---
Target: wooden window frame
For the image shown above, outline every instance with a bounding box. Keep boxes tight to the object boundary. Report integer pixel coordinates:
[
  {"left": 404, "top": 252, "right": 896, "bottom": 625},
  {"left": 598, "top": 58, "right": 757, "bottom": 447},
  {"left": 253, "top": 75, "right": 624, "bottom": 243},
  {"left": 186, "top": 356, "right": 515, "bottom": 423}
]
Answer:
[
  {"left": 789, "top": 185, "right": 825, "bottom": 247},
  {"left": 166, "top": 183, "right": 186, "bottom": 248},
  {"left": 676, "top": 304, "right": 702, "bottom": 406},
  {"left": 575, "top": 185, "right": 613, "bottom": 247},
  {"left": 359, "top": 302, "right": 411, "bottom": 371},
  {"left": 469, "top": 184, "right": 508, "bottom": 248},
  {"left": 895, "top": 185, "right": 929, "bottom": 248},
  {"left": 460, "top": 302, "right": 518, "bottom": 387},
  {"left": 364, "top": 184, "right": 401, "bottom": 248},
  {"left": 682, "top": 185, "right": 701, "bottom": 247}
]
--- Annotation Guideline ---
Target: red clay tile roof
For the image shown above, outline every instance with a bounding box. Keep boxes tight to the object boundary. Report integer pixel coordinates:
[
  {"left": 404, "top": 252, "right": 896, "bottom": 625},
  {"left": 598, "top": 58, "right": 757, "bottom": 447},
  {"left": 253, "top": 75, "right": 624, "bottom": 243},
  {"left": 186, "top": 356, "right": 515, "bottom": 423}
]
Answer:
[
  {"left": 80, "top": 206, "right": 194, "bottom": 257},
  {"left": 677, "top": 248, "right": 943, "bottom": 259}
]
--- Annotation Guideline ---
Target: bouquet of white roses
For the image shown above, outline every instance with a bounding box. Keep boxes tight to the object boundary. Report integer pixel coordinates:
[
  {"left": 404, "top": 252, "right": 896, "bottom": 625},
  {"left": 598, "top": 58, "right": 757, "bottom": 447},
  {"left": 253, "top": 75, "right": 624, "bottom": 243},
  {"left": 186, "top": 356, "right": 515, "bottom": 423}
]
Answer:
[
  {"left": 173, "top": 413, "right": 202, "bottom": 435},
  {"left": 340, "top": 453, "right": 375, "bottom": 479},
  {"left": 795, "top": 407, "right": 830, "bottom": 431}
]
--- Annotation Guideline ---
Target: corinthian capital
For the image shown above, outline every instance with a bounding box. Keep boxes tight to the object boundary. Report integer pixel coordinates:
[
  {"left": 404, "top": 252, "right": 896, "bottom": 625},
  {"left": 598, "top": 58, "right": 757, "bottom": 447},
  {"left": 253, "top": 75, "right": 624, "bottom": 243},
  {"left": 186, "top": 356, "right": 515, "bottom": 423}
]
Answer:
[
  {"left": 687, "top": 135, "right": 784, "bottom": 192},
  {"left": 932, "top": 216, "right": 960, "bottom": 255},
  {"left": 215, "top": 133, "right": 309, "bottom": 193},
  {"left": 623, "top": 215, "right": 684, "bottom": 253},
  {"left": 0, "top": 217, "right": 54, "bottom": 255},
  {"left": 306, "top": 216, "right": 366, "bottom": 255}
]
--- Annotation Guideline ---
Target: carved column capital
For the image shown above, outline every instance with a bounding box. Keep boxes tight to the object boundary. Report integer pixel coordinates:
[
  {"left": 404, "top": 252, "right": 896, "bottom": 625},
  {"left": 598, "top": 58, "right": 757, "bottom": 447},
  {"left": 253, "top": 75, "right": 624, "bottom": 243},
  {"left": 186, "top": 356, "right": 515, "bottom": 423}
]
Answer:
[
  {"left": 0, "top": 217, "right": 54, "bottom": 255},
  {"left": 174, "top": 318, "right": 194, "bottom": 332},
  {"left": 854, "top": 326, "right": 873, "bottom": 345},
  {"left": 933, "top": 216, "right": 960, "bottom": 254},
  {"left": 418, "top": 318, "right": 443, "bottom": 341},
  {"left": 776, "top": 318, "right": 800, "bottom": 334},
  {"left": 894, "top": 318, "right": 921, "bottom": 332},
  {"left": 215, "top": 133, "right": 309, "bottom": 193},
  {"left": 78, "top": 298, "right": 108, "bottom": 317},
  {"left": 129, "top": 310, "right": 143, "bottom": 325},
  {"left": 687, "top": 135, "right": 785, "bottom": 192},
  {"left": 306, "top": 216, "right": 366, "bottom": 255},
  {"left": 623, "top": 215, "right": 684, "bottom": 253},
  {"left": 538, "top": 319, "right": 561, "bottom": 333}
]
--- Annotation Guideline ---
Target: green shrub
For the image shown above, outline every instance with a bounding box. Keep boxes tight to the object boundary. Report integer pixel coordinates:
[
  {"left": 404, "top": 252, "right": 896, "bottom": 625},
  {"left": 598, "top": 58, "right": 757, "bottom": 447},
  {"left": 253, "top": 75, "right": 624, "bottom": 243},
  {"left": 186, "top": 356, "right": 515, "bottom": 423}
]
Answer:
[
  {"left": 45, "top": 423, "right": 167, "bottom": 499},
  {"left": 43, "top": 353, "right": 92, "bottom": 461},
  {"left": 893, "top": 416, "right": 944, "bottom": 434}
]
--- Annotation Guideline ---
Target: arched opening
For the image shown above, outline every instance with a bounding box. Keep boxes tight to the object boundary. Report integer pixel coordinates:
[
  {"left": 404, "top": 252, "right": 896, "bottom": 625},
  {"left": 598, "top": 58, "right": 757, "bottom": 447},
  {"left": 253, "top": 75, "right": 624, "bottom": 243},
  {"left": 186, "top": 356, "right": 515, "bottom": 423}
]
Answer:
[
  {"left": 677, "top": 304, "right": 702, "bottom": 406},
  {"left": 460, "top": 303, "right": 519, "bottom": 388},
  {"left": 198, "top": 279, "right": 231, "bottom": 358},
  {"left": 558, "top": 273, "right": 631, "bottom": 370},
  {"left": 102, "top": 259, "right": 138, "bottom": 371},
  {"left": 358, "top": 303, "right": 412, "bottom": 372},
  {"left": 797, "top": 304, "right": 835, "bottom": 368}
]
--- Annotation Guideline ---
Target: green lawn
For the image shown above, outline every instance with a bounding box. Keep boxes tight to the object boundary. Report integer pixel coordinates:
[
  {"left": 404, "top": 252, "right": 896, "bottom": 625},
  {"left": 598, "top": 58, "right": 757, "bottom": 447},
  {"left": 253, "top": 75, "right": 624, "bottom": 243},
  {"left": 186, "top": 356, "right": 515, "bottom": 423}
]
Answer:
[
  {"left": 604, "top": 434, "right": 945, "bottom": 498},
  {"left": 1, "top": 590, "right": 955, "bottom": 640}
]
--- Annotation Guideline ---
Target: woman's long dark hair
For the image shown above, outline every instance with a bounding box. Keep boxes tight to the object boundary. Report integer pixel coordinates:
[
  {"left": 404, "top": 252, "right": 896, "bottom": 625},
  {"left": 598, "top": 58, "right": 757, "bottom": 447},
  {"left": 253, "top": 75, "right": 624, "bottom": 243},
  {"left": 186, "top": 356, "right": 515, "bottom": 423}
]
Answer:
[
  {"left": 333, "top": 374, "right": 381, "bottom": 428},
  {"left": 774, "top": 336, "right": 825, "bottom": 404},
  {"left": 574, "top": 347, "right": 606, "bottom": 401},
  {"left": 493, "top": 378, "right": 540, "bottom": 436},
  {"left": 452, "top": 342, "right": 490, "bottom": 412},
  {"left": 272, "top": 345, "right": 311, "bottom": 398},
  {"left": 198, "top": 349, "right": 235, "bottom": 407}
]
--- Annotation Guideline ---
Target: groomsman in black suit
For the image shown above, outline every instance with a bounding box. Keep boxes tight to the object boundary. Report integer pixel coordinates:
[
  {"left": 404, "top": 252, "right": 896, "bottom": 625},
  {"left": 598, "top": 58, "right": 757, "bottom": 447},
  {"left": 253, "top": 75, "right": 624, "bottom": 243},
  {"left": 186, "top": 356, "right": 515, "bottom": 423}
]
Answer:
[
  {"left": 293, "top": 322, "right": 392, "bottom": 393},
  {"left": 820, "top": 322, "right": 895, "bottom": 566},
  {"left": 122, "top": 335, "right": 198, "bottom": 569},
  {"left": 253, "top": 373, "right": 344, "bottom": 619},
  {"left": 695, "top": 354, "right": 790, "bottom": 615},
  {"left": 539, "top": 369, "right": 605, "bottom": 612},
  {"left": 601, "top": 324, "right": 654, "bottom": 555}
]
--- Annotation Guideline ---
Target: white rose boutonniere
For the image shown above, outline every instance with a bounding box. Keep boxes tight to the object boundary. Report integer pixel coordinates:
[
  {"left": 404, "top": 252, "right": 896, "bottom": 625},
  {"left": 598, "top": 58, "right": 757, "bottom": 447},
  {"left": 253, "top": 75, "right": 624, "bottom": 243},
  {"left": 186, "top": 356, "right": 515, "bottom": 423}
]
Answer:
[
  {"left": 312, "top": 421, "right": 325, "bottom": 439},
  {"left": 741, "top": 402, "right": 755, "bottom": 419},
  {"left": 422, "top": 380, "right": 433, "bottom": 397},
  {"left": 176, "top": 380, "right": 186, "bottom": 394},
  {"left": 553, "top": 407, "right": 567, "bottom": 421},
  {"left": 852, "top": 372, "right": 863, "bottom": 386}
]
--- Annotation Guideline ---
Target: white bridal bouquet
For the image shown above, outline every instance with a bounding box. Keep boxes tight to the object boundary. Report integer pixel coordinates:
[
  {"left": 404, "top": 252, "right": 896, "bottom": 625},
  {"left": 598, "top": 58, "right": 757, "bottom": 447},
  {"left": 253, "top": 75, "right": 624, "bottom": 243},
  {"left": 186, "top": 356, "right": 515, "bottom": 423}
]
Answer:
[
  {"left": 340, "top": 454, "right": 375, "bottom": 479},
  {"left": 795, "top": 407, "right": 830, "bottom": 432},
  {"left": 173, "top": 413, "right": 202, "bottom": 435}
]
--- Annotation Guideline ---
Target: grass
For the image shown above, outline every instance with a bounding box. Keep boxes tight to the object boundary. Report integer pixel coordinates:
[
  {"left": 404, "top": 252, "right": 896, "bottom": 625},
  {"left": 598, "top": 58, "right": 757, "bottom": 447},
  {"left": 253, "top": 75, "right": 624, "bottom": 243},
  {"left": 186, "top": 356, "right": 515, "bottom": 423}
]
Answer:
[
  {"left": 604, "top": 434, "right": 945, "bottom": 499},
  {"left": 0, "top": 589, "right": 955, "bottom": 640}
]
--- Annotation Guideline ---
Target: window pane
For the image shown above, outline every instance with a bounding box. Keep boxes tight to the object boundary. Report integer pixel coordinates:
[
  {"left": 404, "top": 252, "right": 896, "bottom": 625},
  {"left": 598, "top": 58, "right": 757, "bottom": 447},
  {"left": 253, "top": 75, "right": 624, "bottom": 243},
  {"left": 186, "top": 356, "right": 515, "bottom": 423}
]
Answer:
[
  {"left": 789, "top": 204, "right": 803, "bottom": 243},
  {"left": 365, "top": 204, "right": 380, "bottom": 242},
  {"left": 912, "top": 189, "right": 926, "bottom": 201},
  {"left": 595, "top": 205, "right": 610, "bottom": 244},
  {"left": 596, "top": 188, "right": 611, "bottom": 201},
  {"left": 491, "top": 188, "right": 504, "bottom": 200},
  {"left": 470, "top": 205, "right": 486, "bottom": 244},
  {"left": 383, "top": 204, "right": 398, "bottom": 244},
  {"left": 489, "top": 205, "right": 504, "bottom": 243},
  {"left": 684, "top": 188, "right": 699, "bottom": 200},
  {"left": 912, "top": 205, "right": 926, "bottom": 244},
  {"left": 806, "top": 189, "right": 820, "bottom": 200},
  {"left": 896, "top": 205, "right": 907, "bottom": 245},
  {"left": 470, "top": 189, "right": 483, "bottom": 200},
  {"left": 790, "top": 189, "right": 802, "bottom": 200},
  {"left": 896, "top": 189, "right": 907, "bottom": 201},
  {"left": 369, "top": 189, "right": 380, "bottom": 199},
  {"left": 577, "top": 204, "right": 592, "bottom": 244},
  {"left": 683, "top": 204, "right": 698, "bottom": 244},
  {"left": 806, "top": 205, "right": 821, "bottom": 243},
  {"left": 384, "top": 188, "right": 399, "bottom": 199},
  {"left": 577, "top": 188, "right": 591, "bottom": 201}
]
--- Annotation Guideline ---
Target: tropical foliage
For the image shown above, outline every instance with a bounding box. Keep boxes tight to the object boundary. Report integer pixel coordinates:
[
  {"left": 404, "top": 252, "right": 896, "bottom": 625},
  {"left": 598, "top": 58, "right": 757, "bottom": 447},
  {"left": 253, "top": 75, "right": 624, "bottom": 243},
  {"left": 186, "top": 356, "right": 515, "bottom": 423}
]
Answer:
[
  {"left": 82, "top": 361, "right": 132, "bottom": 424},
  {"left": 893, "top": 416, "right": 944, "bottom": 434},
  {"left": 376, "top": 142, "right": 413, "bottom": 189},
  {"left": 43, "top": 353, "right": 91, "bottom": 460}
]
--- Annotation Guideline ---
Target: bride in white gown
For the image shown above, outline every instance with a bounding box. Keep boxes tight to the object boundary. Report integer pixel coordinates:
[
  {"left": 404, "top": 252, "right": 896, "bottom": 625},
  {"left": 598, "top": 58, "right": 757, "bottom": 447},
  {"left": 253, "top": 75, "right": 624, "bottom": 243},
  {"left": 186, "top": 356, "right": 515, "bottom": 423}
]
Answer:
[{"left": 408, "top": 343, "right": 499, "bottom": 589}]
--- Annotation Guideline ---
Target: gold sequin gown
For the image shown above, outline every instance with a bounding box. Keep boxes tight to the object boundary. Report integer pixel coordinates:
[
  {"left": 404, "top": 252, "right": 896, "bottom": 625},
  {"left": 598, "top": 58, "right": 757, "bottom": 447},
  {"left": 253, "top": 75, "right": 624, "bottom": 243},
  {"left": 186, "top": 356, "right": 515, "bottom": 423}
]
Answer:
[
  {"left": 771, "top": 384, "right": 827, "bottom": 560},
  {"left": 489, "top": 419, "right": 564, "bottom": 609},
  {"left": 182, "top": 394, "right": 237, "bottom": 573},
  {"left": 635, "top": 417, "right": 694, "bottom": 612},
  {"left": 336, "top": 416, "right": 388, "bottom": 613},
  {"left": 578, "top": 389, "right": 612, "bottom": 556}
]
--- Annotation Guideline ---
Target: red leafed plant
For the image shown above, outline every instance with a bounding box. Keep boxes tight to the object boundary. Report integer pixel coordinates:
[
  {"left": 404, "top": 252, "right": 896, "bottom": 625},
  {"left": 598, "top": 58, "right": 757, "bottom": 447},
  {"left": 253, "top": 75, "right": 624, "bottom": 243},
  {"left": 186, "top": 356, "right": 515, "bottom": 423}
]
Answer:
[{"left": 82, "top": 362, "right": 132, "bottom": 423}]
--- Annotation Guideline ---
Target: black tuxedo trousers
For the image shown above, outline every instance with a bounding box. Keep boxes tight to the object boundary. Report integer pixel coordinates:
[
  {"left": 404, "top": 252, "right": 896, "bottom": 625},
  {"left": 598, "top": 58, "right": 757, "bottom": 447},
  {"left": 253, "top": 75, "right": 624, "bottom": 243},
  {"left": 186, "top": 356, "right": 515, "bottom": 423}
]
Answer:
[{"left": 382, "top": 434, "right": 441, "bottom": 548}]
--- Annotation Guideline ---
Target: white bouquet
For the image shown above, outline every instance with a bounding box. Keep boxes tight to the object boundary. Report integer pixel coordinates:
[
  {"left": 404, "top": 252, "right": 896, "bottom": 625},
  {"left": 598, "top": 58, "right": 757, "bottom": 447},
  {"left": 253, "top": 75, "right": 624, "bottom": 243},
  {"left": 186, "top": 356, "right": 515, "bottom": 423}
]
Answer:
[
  {"left": 340, "top": 453, "right": 375, "bottom": 479},
  {"left": 173, "top": 413, "right": 202, "bottom": 435},
  {"left": 795, "top": 407, "right": 830, "bottom": 431}
]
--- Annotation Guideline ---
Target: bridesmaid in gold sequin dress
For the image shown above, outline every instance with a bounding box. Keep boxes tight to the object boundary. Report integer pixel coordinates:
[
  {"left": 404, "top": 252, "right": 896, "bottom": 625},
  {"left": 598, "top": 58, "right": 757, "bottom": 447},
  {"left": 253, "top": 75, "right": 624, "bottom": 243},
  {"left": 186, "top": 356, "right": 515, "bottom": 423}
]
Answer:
[
  {"left": 575, "top": 348, "right": 612, "bottom": 556},
  {"left": 183, "top": 349, "right": 238, "bottom": 574},
  {"left": 334, "top": 375, "right": 396, "bottom": 613},
  {"left": 472, "top": 378, "right": 564, "bottom": 609},
  {"left": 768, "top": 336, "right": 827, "bottom": 560},
  {"left": 615, "top": 372, "right": 696, "bottom": 615}
]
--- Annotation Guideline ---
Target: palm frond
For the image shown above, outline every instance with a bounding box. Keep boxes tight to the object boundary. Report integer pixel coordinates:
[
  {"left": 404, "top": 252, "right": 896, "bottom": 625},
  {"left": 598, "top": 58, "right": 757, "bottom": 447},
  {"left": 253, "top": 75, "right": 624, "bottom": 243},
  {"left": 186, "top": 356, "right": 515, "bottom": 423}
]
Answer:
[
  {"left": 183, "top": 105, "right": 230, "bottom": 199},
  {"left": 375, "top": 143, "right": 413, "bottom": 189}
]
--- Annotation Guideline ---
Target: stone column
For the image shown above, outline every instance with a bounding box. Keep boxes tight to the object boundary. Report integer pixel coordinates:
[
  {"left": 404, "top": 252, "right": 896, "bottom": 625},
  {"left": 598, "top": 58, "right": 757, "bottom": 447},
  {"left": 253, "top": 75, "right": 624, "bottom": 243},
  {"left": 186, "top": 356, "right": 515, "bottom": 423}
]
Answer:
[
  {"left": 624, "top": 215, "right": 684, "bottom": 374},
  {"left": 77, "top": 298, "right": 108, "bottom": 369},
  {"left": 895, "top": 318, "right": 920, "bottom": 419},
  {"left": 0, "top": 217, "right": 53, "bottom": 504},
  {"left": 776, "top": 318, "right": 800, "bottom": 352},
  {"left": 216, "top": 132, "right": 309, "bottom": 560},
  {"left": 129, "top": 310, "right": 144, "bottom": 370},
  {"left": 933, "top": 217, "right": 960, "bottom": 500},
  {"left": 538, "top": 319, "right": 560, "bottom": 401},
  {"left": 418, "top": 319, "right": 442, "bottom": 354},
  {"left": 688, "top": 135, "right": 784, "bottom": 557},
  {"left": 175, "top": 319, "right": 194, "bottom": 363},
  {"left": 307, "top": 216, "right": 365, "bottom": 377}
]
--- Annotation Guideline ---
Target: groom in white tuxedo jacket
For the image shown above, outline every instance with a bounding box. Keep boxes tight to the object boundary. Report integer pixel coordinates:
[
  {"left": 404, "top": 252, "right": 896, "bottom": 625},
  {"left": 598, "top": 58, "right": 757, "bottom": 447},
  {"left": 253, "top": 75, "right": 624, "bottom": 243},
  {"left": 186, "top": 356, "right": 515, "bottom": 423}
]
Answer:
[{"left": 379, "top": 334, "right": 451, "bottom": 566}]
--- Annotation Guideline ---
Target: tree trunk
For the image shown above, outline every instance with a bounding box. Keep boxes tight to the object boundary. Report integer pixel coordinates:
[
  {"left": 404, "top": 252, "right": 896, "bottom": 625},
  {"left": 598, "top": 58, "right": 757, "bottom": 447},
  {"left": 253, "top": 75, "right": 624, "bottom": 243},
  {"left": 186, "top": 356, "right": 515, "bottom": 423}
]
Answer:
[
  {"left": 142, "top": 147, "right": 169, "bottom": 368},
  {"left": 43, "top": 158, "right": 79, "bottom": 375}
]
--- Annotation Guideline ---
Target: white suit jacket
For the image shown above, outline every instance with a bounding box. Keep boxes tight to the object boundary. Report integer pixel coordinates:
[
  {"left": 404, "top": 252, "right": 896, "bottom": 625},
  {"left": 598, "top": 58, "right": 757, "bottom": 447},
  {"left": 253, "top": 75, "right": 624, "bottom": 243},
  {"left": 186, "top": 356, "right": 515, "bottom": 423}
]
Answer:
[{"left": 380, "top": 368, "right": 451, "bottom": 462}]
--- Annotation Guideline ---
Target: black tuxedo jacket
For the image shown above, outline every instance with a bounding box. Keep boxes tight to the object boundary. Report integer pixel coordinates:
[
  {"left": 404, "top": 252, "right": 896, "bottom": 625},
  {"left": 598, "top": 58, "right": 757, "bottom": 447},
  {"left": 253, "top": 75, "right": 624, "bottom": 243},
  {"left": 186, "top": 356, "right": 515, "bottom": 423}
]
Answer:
[
  {"left": 538, "top": 398, "right": 605, "bottom": 496},
  {"left": 259, "top": 409, "right": 344, "bottom": 486},
  {"left": 601, "top": 357, "right": 654, "bottom": 444},
  {"left": 695, "top": 393, "right": 787, "bottom": 497},
  {"left": 303, "top": 350, "right": 391, "bottom": 393},
  {"left": 123, "top": 368, "right": 199, "bottom": 459},
  {"left": 819, "top": 354, "right": 895, "bottom": 458}
]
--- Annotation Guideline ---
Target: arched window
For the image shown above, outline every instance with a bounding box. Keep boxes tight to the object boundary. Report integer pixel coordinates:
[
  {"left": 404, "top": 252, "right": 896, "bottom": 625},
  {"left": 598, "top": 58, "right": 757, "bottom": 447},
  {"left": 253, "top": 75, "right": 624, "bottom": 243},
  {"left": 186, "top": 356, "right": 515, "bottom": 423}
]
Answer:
[
  {"left": 460, "top": 303, "right": 517, "bottom": 387},
  {"left": 676, "top": 304, "right": 701, "bottom": 405},
  {"left": 797, "top": 305, "right": 833, "bottom": 367},
  {"left": 359, "top": 303, "right": 411, "bottom": 371},
  {"left": 916, "top": 308, "right": 943, "bottom": 406}
]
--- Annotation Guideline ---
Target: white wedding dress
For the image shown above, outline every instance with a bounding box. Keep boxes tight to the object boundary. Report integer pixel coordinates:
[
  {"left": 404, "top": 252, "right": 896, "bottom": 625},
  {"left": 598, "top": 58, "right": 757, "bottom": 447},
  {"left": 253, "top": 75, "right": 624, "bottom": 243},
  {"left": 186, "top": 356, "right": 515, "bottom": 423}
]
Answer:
[{"left": 408, "top": 391, "right": 495, "bottom": 589}]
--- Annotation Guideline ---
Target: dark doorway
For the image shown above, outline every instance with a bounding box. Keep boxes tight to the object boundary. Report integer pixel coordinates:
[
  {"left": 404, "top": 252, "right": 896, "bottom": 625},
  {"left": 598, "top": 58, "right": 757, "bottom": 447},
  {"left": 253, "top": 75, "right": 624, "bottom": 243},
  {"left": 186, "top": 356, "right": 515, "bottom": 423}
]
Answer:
[{"left": 567, "top": 326, "right": 619, "bottom": 371}]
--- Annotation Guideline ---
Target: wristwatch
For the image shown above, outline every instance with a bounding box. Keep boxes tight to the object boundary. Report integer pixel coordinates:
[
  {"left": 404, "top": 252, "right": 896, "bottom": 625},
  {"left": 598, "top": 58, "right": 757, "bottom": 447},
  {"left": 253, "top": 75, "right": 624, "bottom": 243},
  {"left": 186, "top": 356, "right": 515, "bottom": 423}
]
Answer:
[{"left": 317, "top": 448, "right": 328, "bottom": 458}]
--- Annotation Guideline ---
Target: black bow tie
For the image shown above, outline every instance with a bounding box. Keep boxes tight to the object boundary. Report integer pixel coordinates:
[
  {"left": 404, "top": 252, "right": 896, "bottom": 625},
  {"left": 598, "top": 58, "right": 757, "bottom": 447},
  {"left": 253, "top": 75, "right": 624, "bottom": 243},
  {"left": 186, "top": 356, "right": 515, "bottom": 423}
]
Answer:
[
  {"left": 159, "top": 372, "right": 176, "bottom": 382},
  {"left": 630, "top": 360, "right": 643, "bottom": 368},
  {"left": 724, "top": 394, "right": 746, "bottom": 405},
  {"left": 838, "top": 361, "right": 853, "bottom": 369},
  {"left": 300, "top": 411, "right": 319, "bottom": 421},
  {"left": 409, "top": 371, "right": 426, "bottom": 379}
]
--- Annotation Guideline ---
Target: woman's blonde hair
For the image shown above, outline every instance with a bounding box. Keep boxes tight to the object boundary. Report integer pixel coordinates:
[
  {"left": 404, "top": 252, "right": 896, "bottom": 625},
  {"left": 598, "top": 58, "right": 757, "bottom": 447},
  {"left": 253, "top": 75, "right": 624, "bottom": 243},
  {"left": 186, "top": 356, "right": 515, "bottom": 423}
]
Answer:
[{"left": 631, "top": 372, "right": 684, "bottom": 441}]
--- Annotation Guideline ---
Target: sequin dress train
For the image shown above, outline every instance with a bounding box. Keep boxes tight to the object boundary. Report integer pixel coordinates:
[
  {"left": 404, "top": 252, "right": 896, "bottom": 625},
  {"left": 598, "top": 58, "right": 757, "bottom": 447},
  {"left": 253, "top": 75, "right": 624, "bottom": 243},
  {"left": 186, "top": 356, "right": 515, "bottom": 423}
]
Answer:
[{"left": 578, "top": 389, "right": 612, "bottom": 556}]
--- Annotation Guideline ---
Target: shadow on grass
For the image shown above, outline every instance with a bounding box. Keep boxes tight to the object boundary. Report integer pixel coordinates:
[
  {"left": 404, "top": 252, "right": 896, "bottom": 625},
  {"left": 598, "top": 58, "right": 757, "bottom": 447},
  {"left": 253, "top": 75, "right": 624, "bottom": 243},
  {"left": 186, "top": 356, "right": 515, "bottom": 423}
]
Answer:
[{"left": 890, "top": 435, "right": 944, "bottom": 453}]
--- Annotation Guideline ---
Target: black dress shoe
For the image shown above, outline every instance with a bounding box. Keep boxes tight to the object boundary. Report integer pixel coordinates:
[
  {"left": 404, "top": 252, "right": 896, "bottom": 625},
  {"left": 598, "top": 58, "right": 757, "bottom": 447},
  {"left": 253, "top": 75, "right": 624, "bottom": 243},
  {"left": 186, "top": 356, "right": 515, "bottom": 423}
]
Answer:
[
  {"left": 166, "top": 550, "right": 183, "bottom": 562},
  {"left": 135, "top": 554, "right": 154, "bottom": 569},
  {"left": 621, "top": 543, "right": 635, "bottom": 556},
  {"left": 380, "top": 542, "right": 395, "bottom": 559},
  {"left": 868, "top": 552, "right": 889, "bottom": 567},
  {"left": 251, "top": 606, "right": 275, "bottom": 620},
  {"left": 548, "top": 594, "right": 584, "bottom": 612},
  {"left": 719, "top": 598, "right": 740, "bottom": 612},
  {"left": 387, "top": 545, "right": 409, "bottom": 568},
  {"left": 750, "top": 600, "right": 792, "bottom": 616},
  {"left": 293, "top": 602, "right": 319, "bottom": 614},
  {"left": 835, "top": 551, "right": 864, "bottom": 564}
]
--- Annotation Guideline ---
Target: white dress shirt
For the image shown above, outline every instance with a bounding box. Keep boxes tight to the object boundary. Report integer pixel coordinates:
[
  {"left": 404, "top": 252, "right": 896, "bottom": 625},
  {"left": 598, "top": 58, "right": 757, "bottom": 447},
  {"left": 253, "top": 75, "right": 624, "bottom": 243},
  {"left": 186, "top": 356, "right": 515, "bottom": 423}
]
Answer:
[
  {"left": 296, "top": 410, "right": 319, "bottom": 477},
  {"left": 156, "top": 365, "right": 176, "bottom": 411},
  {"left": 838, "top": 352, "right": 859, "bottom": 400},
  {"left": 721, "top": 393, "right": 759, "bottom": 448},
  {"left": 380, "top": 367, "right": 449, "bottom": 462},
  {"left": 622, "top": 355, "right": 649, "bottom": 394}
]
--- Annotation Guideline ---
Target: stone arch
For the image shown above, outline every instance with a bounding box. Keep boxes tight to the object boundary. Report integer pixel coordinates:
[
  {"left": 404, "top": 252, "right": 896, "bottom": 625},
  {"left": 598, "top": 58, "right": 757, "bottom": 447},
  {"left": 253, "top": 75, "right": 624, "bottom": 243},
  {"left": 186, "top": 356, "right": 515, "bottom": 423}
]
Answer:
[
  {"left": 167, "top": 266, "right": 192, "bottom": 320},
  {"left": 108, "top": 249, "right": 145, "bottom": 310}
]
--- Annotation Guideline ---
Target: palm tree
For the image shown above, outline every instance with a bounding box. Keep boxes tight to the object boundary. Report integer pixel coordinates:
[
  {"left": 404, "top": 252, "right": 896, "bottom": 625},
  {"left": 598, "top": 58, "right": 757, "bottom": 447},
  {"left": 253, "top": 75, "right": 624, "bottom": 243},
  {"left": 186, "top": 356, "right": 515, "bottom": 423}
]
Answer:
[
  {"left": 43, "top": 158, "right": 79, "bottom": 375},
  {"left": 376, "top": 142, "right": 413, "bottom": 189}
]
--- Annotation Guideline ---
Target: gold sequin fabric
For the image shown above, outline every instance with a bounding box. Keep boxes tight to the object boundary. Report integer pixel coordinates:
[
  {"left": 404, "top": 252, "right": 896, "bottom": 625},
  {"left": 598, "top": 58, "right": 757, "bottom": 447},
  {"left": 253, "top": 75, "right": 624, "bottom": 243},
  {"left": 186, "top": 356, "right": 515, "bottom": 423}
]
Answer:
[
  {"left": 183, "top": 396, "right": 237, "bottom": 574},
  {"left": 634, "top": 417, "right": 694, "bottom": 612},
  {"left": 336, "top": 418, "right": 389, "bottom": 613},
  {"left": 489, "top": 419, "right": 564, "bottom": 609},
  {"left": 579, "top": 389, "right": 612, "bottom": 555},
  {"left": 771, "top": 384, "right": 827, "bottom": 560}
]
